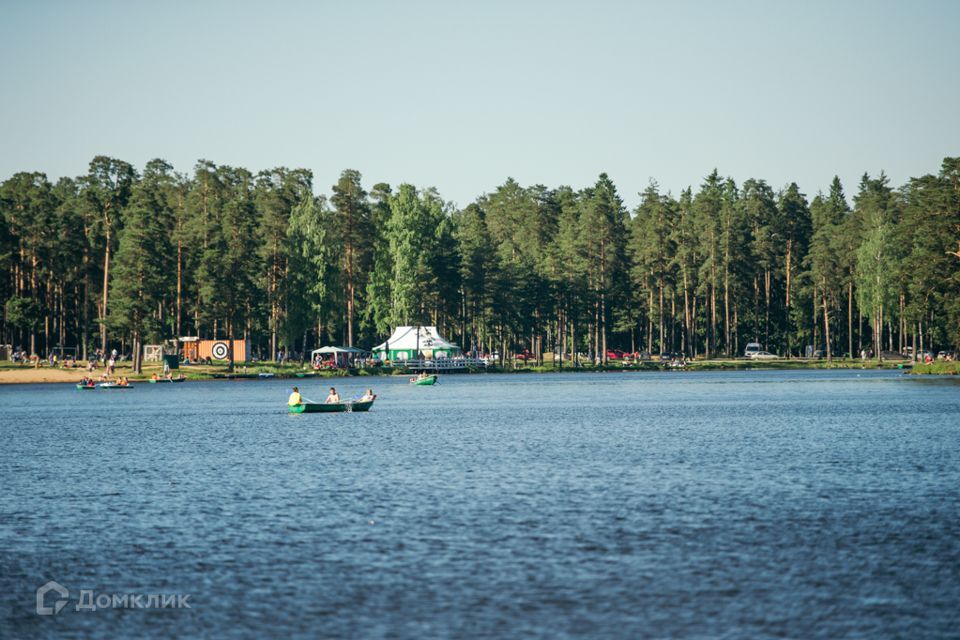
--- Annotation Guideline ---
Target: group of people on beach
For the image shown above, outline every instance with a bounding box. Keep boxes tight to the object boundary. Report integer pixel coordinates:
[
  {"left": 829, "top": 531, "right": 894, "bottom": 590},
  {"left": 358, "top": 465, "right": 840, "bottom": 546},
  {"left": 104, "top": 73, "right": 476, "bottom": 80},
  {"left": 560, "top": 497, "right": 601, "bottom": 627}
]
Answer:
[{"left": 287, "top": 386, "right": 376, "bottom": 406}]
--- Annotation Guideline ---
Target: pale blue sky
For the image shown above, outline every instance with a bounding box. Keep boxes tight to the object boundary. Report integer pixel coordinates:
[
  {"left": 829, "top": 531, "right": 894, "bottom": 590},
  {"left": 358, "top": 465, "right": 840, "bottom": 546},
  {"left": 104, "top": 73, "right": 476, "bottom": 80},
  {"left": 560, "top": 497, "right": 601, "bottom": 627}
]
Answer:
[{"left": 2, "top": 0, "right": 958, "bottom": 207}]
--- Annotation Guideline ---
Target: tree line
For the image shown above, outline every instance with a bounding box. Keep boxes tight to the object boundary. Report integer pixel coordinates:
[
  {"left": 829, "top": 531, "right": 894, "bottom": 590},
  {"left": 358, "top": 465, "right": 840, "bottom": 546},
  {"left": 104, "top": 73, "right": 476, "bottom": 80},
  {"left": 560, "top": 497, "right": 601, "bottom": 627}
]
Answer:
[{"left": 1, "top": 156, "right": 958, "bottom": 371}]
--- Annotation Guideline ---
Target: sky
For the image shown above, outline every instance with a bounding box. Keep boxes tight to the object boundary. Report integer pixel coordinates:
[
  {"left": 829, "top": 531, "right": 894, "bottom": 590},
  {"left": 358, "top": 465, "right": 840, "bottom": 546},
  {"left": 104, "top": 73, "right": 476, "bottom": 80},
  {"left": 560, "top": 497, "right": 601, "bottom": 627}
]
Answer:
[{"left": 1, "top": 0, "right": 958, "bottom": 208}]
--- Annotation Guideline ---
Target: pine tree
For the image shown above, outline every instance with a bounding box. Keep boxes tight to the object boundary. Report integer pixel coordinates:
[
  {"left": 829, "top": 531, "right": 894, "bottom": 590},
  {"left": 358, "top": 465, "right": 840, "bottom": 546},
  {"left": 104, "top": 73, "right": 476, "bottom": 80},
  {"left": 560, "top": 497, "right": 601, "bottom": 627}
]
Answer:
[
  {"left": 108, "top": 178, "right": 170, "bottom": 373},
  {"left": 330, "top": 169, "right": 372, "bottom": 347},
  {"left": 80, "top": 156, "right": 135, "bottom": 355}
]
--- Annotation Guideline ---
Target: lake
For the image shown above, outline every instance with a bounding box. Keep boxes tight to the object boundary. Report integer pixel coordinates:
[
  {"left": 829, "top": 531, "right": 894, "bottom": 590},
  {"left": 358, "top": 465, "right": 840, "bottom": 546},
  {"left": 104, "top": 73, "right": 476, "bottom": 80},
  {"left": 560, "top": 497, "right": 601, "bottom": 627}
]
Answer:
[{"left": 2, "top": 370, "right": 959, "bottom": 638}]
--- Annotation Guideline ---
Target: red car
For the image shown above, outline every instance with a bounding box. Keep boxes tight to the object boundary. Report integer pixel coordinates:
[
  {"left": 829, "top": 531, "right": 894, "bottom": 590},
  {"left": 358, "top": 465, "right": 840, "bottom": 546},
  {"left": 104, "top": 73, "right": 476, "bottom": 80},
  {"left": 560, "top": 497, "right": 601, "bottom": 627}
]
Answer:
[{"left": 605, "top": 349, "right": 625, "bottom": 360}]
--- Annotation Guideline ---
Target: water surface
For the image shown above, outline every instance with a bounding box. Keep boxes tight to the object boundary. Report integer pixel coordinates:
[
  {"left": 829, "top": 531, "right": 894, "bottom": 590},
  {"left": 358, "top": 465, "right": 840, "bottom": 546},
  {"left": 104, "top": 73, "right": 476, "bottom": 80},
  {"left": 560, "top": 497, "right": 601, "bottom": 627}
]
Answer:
[{"left": 2, "top": 370, "right": 959, "bottom": 638}]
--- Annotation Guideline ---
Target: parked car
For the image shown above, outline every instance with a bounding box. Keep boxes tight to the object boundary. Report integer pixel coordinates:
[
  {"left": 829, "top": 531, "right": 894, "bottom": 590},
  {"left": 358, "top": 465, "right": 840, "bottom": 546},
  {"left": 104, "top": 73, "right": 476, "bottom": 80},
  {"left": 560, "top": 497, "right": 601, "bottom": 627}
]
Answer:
[
  {"left": 812, "top": 349, "right": 825, "bottom": 358},
  {"left": 937, "top": 350, "right": 955, "bottom": 361},
  {"left": 744, "top": 342, "right": 762, "bottom": 358},
  {"left": 749, "top": 351, "right": 778, "bottom": 360},
  {"left": 605, "top": 349, "right": 626, "bottom": 360}
]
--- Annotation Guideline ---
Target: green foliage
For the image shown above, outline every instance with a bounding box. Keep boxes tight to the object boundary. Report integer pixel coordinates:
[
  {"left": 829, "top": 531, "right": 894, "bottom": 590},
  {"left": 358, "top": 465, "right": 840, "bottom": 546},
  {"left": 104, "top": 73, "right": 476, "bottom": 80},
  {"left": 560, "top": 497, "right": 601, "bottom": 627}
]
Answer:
[
  {"left": 5, "top": 295, "right": 41, "bottom": 330},
  {"left": 2, "top": 156, "right": 959, "bottom": 365}
]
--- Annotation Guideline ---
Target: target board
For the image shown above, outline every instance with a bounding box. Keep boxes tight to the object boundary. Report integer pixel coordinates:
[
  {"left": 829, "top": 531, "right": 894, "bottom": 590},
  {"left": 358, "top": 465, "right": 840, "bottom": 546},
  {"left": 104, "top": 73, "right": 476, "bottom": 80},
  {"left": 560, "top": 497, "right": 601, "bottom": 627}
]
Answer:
[
  {"left": 189, "top": 339, "right": 248, "bottom": 362},
  {"left": 210, "top": 341, "right": 230, "bottom": 359}
]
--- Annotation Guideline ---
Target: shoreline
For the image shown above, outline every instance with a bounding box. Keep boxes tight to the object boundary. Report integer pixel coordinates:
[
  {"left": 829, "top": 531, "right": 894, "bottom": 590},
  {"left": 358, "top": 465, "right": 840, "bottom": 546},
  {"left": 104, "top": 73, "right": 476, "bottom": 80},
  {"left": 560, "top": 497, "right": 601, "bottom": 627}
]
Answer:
[{"left": 0, "top": 358, "right": 945, "bottom": 385}]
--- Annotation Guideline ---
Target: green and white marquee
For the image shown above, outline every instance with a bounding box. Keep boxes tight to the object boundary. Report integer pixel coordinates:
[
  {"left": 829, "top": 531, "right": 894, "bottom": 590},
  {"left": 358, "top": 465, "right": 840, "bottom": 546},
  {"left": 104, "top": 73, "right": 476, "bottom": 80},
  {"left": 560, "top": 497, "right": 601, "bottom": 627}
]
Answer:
[{"left": 372, "top": 326, "right": 461, "bottom": 360}]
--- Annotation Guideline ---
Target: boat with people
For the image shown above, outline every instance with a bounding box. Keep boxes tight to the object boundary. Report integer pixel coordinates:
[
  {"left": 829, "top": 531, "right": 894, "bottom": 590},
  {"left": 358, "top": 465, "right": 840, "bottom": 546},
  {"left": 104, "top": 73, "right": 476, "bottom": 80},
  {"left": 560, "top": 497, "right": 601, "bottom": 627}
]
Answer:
[
  {"left": 97, "top": 382, "right": 133, "bottom": 389},
  {"left": 287, "top": 385, "right": 376, "bottom": 413},
  {"left": 149, "top": 375, "right": 187, "bottom": 383},
  {"left": 411, "top": 373, "right": 438, "bottom": 386},
  {"left": 288, "top": 399, "right": 375, "bottom": 413},
  {"left": 76, "top": 383, "right": 96, "bottom": 390}
]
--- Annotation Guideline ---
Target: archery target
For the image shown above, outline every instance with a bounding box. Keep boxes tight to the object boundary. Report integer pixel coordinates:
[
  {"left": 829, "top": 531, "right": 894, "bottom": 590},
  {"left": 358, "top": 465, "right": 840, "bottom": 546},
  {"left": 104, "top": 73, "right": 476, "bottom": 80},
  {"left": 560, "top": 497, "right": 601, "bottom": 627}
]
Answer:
[{"left": 211, "top": 341, "right": 229, "bottom": 359}]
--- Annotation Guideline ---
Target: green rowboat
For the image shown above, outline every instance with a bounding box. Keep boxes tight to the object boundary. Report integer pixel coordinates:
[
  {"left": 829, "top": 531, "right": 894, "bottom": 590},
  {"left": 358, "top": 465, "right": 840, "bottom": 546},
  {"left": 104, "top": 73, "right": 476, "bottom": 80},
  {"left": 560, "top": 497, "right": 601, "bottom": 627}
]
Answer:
[
  {"left": 76, "top": 383, "right": 96, "bottom": 390},
  {"left": 97, "top": 383, "right": 133, "bottom": 389},
  {"left": 288, "top": 398, "right": 375, "bottom": 414},
  {"left": 149, "top": 377, "right": 186, "bottom": 384},
  {"left": 411, "top": 374, "right": 438, "bottom": 386}
]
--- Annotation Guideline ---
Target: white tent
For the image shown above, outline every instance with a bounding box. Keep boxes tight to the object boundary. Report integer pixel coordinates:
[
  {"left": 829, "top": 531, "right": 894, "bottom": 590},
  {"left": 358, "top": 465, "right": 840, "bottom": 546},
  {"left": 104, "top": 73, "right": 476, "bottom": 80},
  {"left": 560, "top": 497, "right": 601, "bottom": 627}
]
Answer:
[
  {"left": 311, "top": 346, "right": 350, "bottom": 356},
  {"left": 372, "top": 326, "right": 460, "bottom": 360},
  {"left": 311, "top": 346, "right": 368, "bottom": 366}
]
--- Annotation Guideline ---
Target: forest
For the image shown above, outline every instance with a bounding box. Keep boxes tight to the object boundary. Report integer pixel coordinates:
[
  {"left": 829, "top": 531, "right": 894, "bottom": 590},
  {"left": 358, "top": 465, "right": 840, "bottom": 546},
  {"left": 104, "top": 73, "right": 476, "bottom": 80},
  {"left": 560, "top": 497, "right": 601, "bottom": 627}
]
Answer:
[{"left": 1, "top": 156, "right": 958, "bottom": 371}]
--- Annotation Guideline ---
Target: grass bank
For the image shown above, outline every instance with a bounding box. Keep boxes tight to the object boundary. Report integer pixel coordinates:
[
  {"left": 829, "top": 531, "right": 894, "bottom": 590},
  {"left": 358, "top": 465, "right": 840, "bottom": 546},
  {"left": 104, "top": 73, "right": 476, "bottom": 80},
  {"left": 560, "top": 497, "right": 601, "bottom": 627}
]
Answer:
[
  {"left": 909, "top": 361, "right": 960, "bottom": 375},
  {"left": 0, "top": 356, "right": 923, "bottom": 385}
]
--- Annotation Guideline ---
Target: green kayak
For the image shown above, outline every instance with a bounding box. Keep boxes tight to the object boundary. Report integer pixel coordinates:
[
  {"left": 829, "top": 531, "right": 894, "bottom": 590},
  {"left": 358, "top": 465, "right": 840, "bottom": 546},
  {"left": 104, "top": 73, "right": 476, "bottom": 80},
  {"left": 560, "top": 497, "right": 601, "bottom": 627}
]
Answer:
[
  {"left": 288, "top": 398, "right": 375, "bottom": 414},
  {"left": 411, "top": 374, "right": 437, "bottom": 386}
]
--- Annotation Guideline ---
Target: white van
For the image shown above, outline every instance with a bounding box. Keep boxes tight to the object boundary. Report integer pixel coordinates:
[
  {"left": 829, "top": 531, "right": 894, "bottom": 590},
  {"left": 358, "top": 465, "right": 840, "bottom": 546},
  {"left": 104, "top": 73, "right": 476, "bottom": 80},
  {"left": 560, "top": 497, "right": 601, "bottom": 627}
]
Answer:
[{"left": 744, "top": 343, "right": 762, "bottom": 358}]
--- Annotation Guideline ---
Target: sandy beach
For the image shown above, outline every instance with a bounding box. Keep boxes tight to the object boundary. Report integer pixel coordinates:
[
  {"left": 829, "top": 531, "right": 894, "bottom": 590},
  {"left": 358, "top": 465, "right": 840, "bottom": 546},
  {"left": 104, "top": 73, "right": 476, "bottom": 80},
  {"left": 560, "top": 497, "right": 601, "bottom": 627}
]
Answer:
[{"left": 0, "top": 367, "right": 92, "bottom": 384}]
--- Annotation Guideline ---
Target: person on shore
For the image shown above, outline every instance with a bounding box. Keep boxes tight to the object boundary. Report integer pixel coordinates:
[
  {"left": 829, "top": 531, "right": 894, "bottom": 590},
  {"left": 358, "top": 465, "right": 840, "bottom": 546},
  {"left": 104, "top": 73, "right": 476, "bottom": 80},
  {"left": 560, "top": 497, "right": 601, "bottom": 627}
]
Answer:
[
  {"left": 325, "top": 387, "right": 340, "bottom": 404},
  {"left": 288, "top": 386, "right": 302, "bottom": 406}
]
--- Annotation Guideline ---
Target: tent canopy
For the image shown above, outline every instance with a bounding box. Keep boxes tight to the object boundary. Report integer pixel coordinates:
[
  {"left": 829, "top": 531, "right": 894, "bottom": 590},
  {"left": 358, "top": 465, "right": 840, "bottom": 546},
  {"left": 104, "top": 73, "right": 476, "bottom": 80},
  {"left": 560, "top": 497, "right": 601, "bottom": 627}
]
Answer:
[
  {"left": 372, "top": 326, "right": 460, "bottom": 358},
  {"left": 311, "top": 346, "right": 368, "bottom": 356}
]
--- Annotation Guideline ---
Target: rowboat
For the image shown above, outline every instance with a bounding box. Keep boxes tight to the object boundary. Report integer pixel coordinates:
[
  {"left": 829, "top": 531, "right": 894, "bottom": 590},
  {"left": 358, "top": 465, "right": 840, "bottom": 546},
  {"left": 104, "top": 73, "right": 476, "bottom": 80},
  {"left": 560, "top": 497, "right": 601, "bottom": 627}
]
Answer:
[
  {"left": 411, "top": 374, "right": 437, "bottom": 386},
  {"left": 288, "top": 398, "right": 375, "bottom": 414},
  {"left": 76, "top": 383, "right": 96, "bottom": 390},
  {"left": 149, "top": 377, "right": 186, "bottom": 383},
  {"left": 97, "top": 382, "right": 133, "bottom": 389}
]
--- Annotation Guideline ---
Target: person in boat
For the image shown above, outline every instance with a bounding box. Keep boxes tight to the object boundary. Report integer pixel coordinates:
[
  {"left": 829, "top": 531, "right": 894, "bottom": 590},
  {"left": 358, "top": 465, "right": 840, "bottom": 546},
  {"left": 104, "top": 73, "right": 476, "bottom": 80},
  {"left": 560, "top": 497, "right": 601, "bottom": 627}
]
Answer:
[
  {"left": 119, "top": 377, "right": 129, "bottom": 387},
  {"left": 288, "top": 386, "right": 302, "bottom": 406},
  {"left": 325, "top": 387, "right": 340, "bottom": 404},
  {"left": 359, "top": 389, "right": 376, "bottom": 402},
  {"left": 152, "top": 373, "right": 159, "bottom": 381}
]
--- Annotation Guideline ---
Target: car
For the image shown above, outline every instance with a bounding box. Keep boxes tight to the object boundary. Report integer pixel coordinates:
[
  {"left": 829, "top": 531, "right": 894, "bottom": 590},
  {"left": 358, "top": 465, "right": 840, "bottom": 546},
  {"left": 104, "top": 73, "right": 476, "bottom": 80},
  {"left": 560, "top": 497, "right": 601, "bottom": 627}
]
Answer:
[
  {"left": 605, "top": 349, "right": 626, "bottom": 360},
  {"left": 744, "top": 342, "right": 762, "bottom": 358},
  {"left": 812, "top": 349, "right": 825, "bottom": 358},
  {"left": 937, "top": 350, "right": 956, "bottom": 361},
  {"left": 749, "top": 351, "right": 778, "bottom": 360},
  {"left": 658, "top": 352, "right": 673, "bottom": 362}
]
